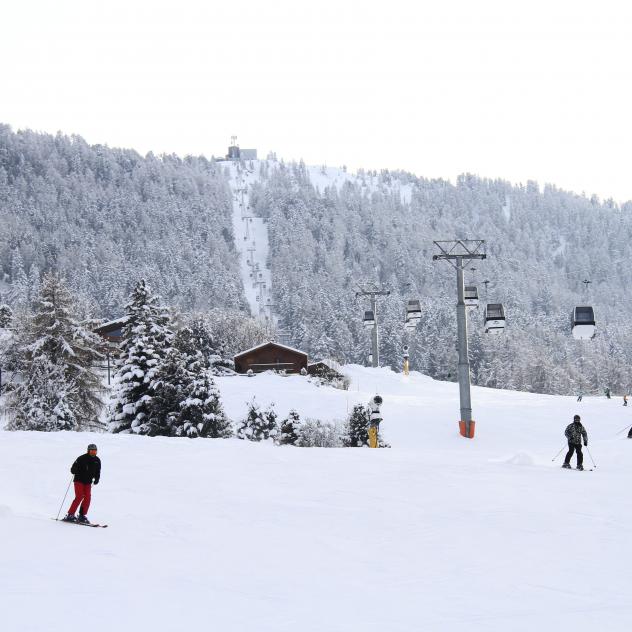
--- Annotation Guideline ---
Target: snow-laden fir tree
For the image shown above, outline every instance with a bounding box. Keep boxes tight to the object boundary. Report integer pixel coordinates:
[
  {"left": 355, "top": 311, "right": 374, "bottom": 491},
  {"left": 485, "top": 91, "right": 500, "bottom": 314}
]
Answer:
[
  {"left": 6, "top": 357, "right": 77, "bottom": 431},
  {"left": 344, "top": 403, "right": 369, "bottom": 447},
  {"left": 8, "top": 249, "right": 29, "bottom": 308},
  {"left": 175, "top": 317, "right": 216, "bottom": 360},
  {"left": 138, "top": 348, "right": 185, "bottom": 436},
  {"left": 175, "top": 352, "right": 232, "bottom": 438},
  {"left": 108, "top": 279, "right": 173, "bottom": 434},
  {"left": 236, "top": 399, "right": 278, "bottom": 442},
  {"left": 278, "top": 409, "right": 300, "bottom": 445},
  {"left": 0, "top": 304, "right": 13, "bottom": 328},
  {"left": 148, "top": 327, "right": 233, "bottom": 438},
  {"left": 175, "top": 316, "right": 232, "bottom": 375},
  {"left": 6, "top": 273, "right": 104, "bottom": 431},
  {"left": 172, "top": 326, "right": 232, "bottom": 437}
]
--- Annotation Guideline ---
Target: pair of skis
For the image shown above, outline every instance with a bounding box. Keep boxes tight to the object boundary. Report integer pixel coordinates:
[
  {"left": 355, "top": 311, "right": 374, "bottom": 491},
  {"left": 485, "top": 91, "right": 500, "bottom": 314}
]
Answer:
[{"left": 53, "top": 518, "right": 108, "bottom": 528}]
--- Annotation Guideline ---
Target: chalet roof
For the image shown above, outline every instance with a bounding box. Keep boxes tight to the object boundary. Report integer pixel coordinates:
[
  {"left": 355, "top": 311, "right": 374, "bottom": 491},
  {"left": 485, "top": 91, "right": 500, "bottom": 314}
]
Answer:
[
  {"left": 234, "top": 340, "right": 308, "bottom": 360},
  {"left": 94, "top": 316, "right": 128, "bottom": 333}
]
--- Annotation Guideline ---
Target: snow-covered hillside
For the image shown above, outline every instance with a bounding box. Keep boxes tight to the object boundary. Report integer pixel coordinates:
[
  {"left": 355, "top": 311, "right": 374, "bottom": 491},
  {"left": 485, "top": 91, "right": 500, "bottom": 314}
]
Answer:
[
  {"left": 224, "top": 158, "right": 414, "bottom": 329},
  {"left": 2, "top": 365, "right": 631, "bottom": 631}
]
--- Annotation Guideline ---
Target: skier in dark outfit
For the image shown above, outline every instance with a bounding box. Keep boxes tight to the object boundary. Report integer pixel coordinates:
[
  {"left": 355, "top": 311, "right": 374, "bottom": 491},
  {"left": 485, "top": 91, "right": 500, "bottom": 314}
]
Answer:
[
  {"left": 562, "top": 415, "right": 588, "bottom": 470},
  {"left": 64, "top": 444, "right": 101, "bottom": 523}
]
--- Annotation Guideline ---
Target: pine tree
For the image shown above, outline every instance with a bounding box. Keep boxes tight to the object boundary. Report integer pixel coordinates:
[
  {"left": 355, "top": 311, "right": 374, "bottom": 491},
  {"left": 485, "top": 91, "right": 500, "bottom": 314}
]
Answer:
[
  {"left": 6, "top": 273, "right": 103, "bottom": 431},
  {"left": 7, "top": 357, "right": 77, "bottom": 431},
  {"left": 175, "top": 318, "right": 216, "bottom": 360},
  {"left": 142, "top": 348, "right": 186, "bottom": 436},
  {"left": 344, "top": 403, "right": 369, "bottom": 447},
  {"left": 176, "top": 352, "right": 232, "bottom": 438},
  {"left": 278, "top": 409, "right": 300, "bottom": 445},
  {"left": 0, "top": 304, "right": 12, "bottom": 328},
  {"left": 236, "top": 400, "right": 278, "bottom": 441},
  {"left": 148, "top": 344, "right": 232, "bottom": 438},
  {"left": 108, "top": 279, "right": 173, "bottom": 434},
  {"left": 8, "top": 249, "right": 29, "bottom": 307}
]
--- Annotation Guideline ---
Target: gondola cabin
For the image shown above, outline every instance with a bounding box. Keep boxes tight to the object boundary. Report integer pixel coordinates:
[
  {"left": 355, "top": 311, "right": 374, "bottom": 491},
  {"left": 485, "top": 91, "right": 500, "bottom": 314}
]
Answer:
[
  {"left": 464, "top": 285, "right": 479, "bottom": 308},
  {"left": 405, "top": 299, "right": 422, "bottom": 327},
  {"left": 571, "top": 306, "right": 596, "bottom": 340},
  {"left": 484, "top": 303, "right": 505, "bottom": 334},
  {"left": 363, "top": 310, "right": 375, "bottom": 328}
]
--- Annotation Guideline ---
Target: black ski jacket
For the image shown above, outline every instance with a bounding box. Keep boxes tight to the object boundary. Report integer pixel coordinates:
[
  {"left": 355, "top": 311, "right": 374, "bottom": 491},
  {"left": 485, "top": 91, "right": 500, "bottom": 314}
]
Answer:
[
  {"left": 71, "top": 453, "right": 101, "bottom": 485},
  {"left": 565, "top": 422, "right": 588, "bottom": 446}
]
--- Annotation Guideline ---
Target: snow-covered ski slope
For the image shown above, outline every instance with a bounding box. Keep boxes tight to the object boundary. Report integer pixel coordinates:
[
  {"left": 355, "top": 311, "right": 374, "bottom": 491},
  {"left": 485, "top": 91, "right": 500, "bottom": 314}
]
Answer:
[
  {"left": 225, "top": 160, "right": 274, "bottom": 322},
  {"left": 225, "top": 159, "right": 414, "bottom": 325},
  {"left": 2, "top": 365, "right": 631, "bottom": 632}
]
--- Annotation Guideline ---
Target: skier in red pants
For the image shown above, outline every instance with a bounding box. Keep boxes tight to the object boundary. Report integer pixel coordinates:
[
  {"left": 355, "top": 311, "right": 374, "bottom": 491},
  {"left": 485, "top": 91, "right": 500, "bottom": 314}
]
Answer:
[{"left": 64, "top": 444, "right": 101, "bottom": 524}]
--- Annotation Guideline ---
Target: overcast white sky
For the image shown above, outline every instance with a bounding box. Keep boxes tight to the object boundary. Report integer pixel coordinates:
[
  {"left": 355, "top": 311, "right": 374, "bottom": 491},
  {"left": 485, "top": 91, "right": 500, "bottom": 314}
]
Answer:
[{"left": 3, "top": 0, "right": 632, "bottom": 201}]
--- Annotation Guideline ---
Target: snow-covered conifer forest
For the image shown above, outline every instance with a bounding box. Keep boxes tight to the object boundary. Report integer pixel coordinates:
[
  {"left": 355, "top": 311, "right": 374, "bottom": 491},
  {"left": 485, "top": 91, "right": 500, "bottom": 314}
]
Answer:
[{"left": 1, "top": 123, "right": 632, "bottom": 395}]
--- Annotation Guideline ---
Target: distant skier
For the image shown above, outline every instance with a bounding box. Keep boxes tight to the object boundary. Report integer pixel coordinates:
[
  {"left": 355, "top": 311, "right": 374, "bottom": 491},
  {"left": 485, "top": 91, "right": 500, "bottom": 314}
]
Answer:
[
  {"left": 562, "top": 415, "right": 588, "bottom": 470},
  {"left": 64, "top": 444, "right": 101, "bottom": 524},
  {"left": 605, "top": 387, "right": 611, "bottom": 399},
  {"left": 624, "top": 395, "right": 628, "bottom": 407},
  {"left": 367, "top": 395, "right": 383, "bottom": 448},
  {"left": 576, "top": 392, "right": 583, "bottom": 402}
]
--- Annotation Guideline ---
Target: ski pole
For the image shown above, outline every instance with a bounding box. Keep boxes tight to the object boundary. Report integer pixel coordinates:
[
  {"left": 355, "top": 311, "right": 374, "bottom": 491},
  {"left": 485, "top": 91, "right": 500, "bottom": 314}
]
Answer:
[
  {"left": 55, "top": 477, "right": 73, "bottom": 520},
  {"left": 551, "top": 445, "right": 567, "bottom": 462},
  {"left": 614, "top": 423, "right": 632, "bottom": 436},
  {"left": 586, "top": 446, "right": 597, "bottom": 469}
]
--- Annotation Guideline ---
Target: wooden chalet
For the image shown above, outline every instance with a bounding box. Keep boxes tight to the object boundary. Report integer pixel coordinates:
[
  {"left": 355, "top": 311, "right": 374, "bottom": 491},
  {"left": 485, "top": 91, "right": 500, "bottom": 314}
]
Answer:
[
  {"left": 234, "top": 341, "right": 308, "bottom": 374},
  {"left": 93, "top": 317, "right": 128, "bottom": 344}
]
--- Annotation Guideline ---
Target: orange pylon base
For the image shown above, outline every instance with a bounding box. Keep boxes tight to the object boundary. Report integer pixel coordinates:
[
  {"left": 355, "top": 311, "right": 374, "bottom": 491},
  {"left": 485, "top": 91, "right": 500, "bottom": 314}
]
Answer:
[{"left": 459, "top": 420, "right": 476, "bottom": 438}]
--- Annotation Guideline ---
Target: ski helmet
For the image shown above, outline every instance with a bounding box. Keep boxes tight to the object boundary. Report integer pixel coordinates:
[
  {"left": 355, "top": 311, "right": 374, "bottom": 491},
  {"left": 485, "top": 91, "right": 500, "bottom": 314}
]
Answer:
[
  {"left": 573, "top": 415, "right": 580, "bottom": 421},
  {"left": 374, "top": 395, "right": 383, "bottom": 405},
  {"left": 87, "top": 443, "right": 98, "bottom": 451}
]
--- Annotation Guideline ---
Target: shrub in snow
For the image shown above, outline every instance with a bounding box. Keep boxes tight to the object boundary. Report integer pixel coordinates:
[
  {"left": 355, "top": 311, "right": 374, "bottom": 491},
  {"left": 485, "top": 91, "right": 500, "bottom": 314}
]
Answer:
[
  {"left": 5, "top": 274, "right": 104, "bottom": 431},
  {"left": 278, "top": 409, "right": 301, "bottom": 445},
  {"left": 108, "top": 279, "right": 173, "bottom": 434},
  {"left": 297, "top": 418, "right": 342, "bottom": 448},
  {"left": 343, "top": 404, "right": 369, "bottom": 447},
  {"left": 236, "top": 400, "right": 278, "bottom": 442}
]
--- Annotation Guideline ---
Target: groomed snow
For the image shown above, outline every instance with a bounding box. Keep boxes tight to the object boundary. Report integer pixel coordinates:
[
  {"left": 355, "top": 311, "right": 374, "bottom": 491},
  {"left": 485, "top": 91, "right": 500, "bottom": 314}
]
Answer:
[{"left": 1, "top": 365, "right": 631, "bottom": 631}]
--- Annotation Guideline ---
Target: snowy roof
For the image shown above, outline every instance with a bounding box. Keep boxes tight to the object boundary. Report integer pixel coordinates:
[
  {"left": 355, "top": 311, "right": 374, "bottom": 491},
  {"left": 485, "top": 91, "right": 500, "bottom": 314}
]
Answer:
[
  {"left": 308, "top": 359, "right": 343, "bottom": 372},
  {"left": 234, "top": 340, "right": 308, "bottom": 359},
  {"left": 94, "top": 316, "right": 128, "bottom": 332}
]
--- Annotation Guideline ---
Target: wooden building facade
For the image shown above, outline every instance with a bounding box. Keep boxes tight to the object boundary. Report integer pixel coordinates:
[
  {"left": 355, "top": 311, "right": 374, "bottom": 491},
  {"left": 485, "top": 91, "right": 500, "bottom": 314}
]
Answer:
[{"left": 234, "top": 341, "right": 308, "bottom": 374}]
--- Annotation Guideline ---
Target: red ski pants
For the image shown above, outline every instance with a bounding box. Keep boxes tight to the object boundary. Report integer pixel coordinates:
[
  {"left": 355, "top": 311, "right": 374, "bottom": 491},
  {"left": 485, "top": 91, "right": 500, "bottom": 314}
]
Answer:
[{"left": 68, "top": 482, "right": 92, "bottom": 516}]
